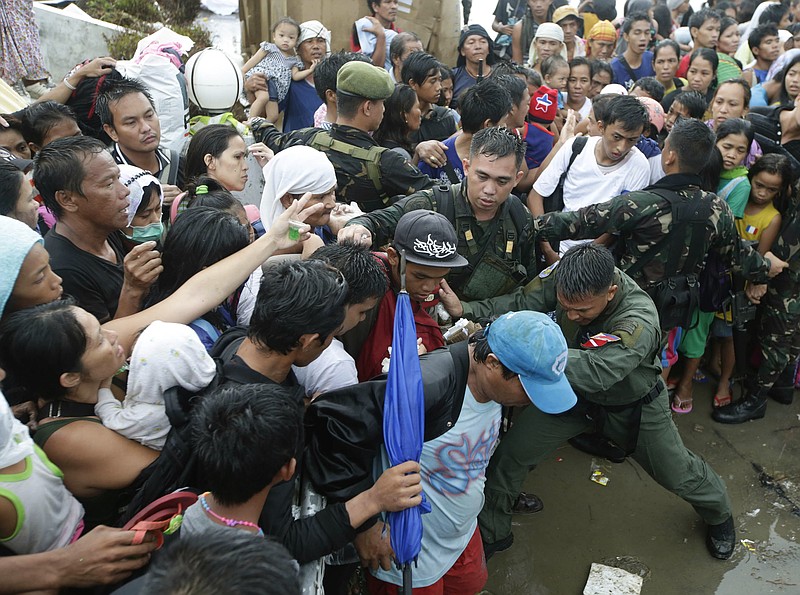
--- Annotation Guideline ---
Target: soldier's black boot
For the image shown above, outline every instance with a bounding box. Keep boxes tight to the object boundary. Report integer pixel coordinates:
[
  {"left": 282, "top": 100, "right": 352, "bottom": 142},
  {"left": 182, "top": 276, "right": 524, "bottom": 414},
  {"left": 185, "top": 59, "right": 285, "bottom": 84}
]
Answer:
[
  {"left": 706, "top": 516, "right": 735, "bottom": 560},
  {"left": 768, "top": 364, "right": 796, "bottom": 405},
  {"left": 712, "top": 391, "right": 767, "bottom": 424}
]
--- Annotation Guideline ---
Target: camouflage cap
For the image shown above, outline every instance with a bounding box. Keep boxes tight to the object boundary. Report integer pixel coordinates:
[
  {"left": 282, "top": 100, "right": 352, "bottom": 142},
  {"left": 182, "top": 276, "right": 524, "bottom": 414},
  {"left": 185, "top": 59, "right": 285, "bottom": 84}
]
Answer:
[{"left": 336, "top": 61, "right": 395, "bottom": 100}]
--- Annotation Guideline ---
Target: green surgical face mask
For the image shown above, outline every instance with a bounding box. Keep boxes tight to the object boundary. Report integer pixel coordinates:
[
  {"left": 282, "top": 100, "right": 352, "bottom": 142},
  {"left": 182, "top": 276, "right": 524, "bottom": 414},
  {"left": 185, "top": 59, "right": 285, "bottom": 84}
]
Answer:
[{"left": 125, "top": 221, "right": 164, "bottom": 243}]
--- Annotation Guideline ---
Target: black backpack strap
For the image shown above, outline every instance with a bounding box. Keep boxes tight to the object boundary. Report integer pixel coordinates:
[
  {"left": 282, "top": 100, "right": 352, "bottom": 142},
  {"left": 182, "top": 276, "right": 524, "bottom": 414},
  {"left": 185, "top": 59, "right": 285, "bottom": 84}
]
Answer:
[
  {"left": 567, "top": 135, "right": 588, "bottom": 170},
  {"left": 557, "top": 135, "right": 588, "bottom": 195},
  {"left": 166, "top": 149, "right": 180, "bottom": 186}
]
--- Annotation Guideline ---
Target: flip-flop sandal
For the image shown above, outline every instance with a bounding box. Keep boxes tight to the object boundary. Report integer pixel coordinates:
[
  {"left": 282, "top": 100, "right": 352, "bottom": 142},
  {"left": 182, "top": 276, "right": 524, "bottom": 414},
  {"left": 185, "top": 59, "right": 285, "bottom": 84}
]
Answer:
[
  {"left": 671, "top": 396, "right": 693, "bottom": 414},
  {"left": 713, "top": 393, "right": 732, "bottom": 408},
  {"left": 666, "top": 379, "right": 679, "bottom": 391},
  {"left": 693, "top": 369, "right": 710, "bottom": 383}
]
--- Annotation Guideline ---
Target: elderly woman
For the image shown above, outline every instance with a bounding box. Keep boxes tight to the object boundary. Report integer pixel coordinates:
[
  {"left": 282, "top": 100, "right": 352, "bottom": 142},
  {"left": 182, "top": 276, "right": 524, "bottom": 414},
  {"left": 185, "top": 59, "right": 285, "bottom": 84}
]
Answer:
[
  {"left": 284, "top": 20, "right": 331, "bottom": 131},
  {"left": 259, "top": 145, "right": 355, "bottom": 254}
]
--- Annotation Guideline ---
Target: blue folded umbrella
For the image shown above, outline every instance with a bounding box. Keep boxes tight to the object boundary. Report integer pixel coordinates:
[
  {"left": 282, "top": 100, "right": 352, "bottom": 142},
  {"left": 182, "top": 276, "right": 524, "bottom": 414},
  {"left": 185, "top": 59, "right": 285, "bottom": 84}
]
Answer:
[{"left": 383, "top": 289, "right": 431, "bottom": 593}]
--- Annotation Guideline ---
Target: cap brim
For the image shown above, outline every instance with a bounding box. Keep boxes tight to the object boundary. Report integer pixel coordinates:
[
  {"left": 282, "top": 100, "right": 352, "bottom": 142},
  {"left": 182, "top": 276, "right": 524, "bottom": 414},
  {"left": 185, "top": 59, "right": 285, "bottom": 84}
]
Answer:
[
  {"left": 404, "top": 252, "right": 470, "bottom": 269},
  {"left": 4, "top": 157, "right": 33, "bottom": 171},
  {"left": 519, "top": 373, "right": 577, "bottom": 414}
]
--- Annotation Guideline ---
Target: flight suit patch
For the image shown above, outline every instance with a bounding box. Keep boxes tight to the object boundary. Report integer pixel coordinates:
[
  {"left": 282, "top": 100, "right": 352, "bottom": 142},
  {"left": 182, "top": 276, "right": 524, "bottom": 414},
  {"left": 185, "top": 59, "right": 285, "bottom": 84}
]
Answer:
[{"left": 581, "top": 333, "right": 621, "bottom": 348}]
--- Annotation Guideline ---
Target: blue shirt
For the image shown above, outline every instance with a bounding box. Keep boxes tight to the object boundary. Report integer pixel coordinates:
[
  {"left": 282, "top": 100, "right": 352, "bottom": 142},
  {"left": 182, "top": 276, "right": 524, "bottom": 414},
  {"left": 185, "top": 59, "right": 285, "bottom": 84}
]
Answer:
[
  {"left": 284, "top": 80, "right": 322, "bottom": 132},
  {"left": 523, "top": 121, "right": 554, "bottom": 170},
  {"left": 611, "top": 52, "right": 655, "bottom": 91},
  {"left": 417, "top": 136, "right": 463, "bottom": 185}
]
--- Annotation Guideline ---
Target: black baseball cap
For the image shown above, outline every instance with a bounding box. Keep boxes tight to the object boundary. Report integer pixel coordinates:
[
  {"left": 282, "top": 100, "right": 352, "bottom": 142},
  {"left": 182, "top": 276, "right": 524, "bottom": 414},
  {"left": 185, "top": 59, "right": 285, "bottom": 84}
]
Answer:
[
  {"left": 393, "top": 210, "right": 469, "bottom": 268},
  {"left": 0, "top": 147, "right": 33, "bottom": 172}
]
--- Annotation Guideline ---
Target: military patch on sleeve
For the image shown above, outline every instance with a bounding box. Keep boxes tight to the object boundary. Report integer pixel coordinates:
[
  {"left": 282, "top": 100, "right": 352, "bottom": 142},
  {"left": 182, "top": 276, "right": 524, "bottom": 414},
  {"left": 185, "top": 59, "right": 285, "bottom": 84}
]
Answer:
[
  {"left": 613, "top": 319, "right": 638, "bottom": 336},
  {"left": 581, "top": 333, "right": 621, "bottom": 348},
  {"left": 539, "top": 262, "right": 559, "bottom": 278},
  {"left": 611, "top": 319, "right": 644, "bottom": 347}
]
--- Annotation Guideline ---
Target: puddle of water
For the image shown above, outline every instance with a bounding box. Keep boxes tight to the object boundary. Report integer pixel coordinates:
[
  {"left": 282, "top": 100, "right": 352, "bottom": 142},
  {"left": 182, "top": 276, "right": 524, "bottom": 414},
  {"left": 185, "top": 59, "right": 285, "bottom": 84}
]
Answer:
[{"left": 717, "top": 520, "right": 800, "bottom": 595}]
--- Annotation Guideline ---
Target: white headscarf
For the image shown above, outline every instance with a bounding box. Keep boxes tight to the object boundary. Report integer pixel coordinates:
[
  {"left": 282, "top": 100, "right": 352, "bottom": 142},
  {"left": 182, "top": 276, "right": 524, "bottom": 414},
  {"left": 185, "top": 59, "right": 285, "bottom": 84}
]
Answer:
[
  {"left": 299, "top": 20, "right": 331, "bottom": 54},
  {"left": 127, "top": 321, "right": 217, "bottom": 406},
  {"left": 258, "top": 146, "right": 337, "bottom": 231},
  {"left": 0, "top": 389, "right": 34, "bottom": 469},
  {"left": 117, "top": 164, "right": 163, "bottom": 227}
]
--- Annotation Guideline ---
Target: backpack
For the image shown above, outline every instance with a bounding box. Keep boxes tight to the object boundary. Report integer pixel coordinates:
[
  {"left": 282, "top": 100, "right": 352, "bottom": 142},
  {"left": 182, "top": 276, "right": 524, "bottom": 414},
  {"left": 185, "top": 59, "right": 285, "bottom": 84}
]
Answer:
[
  {"left": 309, "top": 130, "right": 389, "bottom": 206},
  {"left": 117, "top": 327, "right": 250, "bottom": 526},
  {"left": 625, "top": 188, "right": 714, "bottom": 330},
  {"left": 542, "top": 135, "right": 588, "bottom": 214}
]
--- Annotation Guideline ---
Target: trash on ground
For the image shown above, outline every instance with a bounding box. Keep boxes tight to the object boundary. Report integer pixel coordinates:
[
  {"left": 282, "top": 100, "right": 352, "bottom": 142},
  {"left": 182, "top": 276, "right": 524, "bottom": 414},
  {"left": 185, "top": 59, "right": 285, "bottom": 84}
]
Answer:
[{"left": 590, "top": 460, "right": 610, "bottom": 486}]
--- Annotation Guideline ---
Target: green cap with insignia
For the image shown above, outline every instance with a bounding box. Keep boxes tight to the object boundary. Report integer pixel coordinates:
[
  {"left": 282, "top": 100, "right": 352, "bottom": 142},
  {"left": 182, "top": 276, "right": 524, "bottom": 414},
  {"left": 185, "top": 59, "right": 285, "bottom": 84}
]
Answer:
[{"left": 336, "top": 61, "right": 395, "bottom": 100}]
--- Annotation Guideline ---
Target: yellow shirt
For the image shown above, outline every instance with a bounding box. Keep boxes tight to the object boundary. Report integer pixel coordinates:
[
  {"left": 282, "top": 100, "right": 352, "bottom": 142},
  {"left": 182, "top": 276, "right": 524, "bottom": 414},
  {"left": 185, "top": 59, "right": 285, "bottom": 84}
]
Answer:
[{"left": 736, "top": 203, "right": 780, "bottom": 243}]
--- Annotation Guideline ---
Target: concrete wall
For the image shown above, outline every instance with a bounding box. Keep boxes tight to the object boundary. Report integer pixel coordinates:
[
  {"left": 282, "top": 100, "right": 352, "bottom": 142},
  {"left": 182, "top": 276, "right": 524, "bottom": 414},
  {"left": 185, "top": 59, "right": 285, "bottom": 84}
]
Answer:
[{"left": 33, "top": 3, "right": 123, "bottom": 80}]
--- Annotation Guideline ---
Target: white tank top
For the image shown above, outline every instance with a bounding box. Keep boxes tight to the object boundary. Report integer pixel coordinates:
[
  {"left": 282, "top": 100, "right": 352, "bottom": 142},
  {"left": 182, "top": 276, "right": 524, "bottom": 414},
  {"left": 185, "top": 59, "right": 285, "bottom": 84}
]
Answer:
[{"left": 0, "top": 443, "right": 84, "bottom": 554}]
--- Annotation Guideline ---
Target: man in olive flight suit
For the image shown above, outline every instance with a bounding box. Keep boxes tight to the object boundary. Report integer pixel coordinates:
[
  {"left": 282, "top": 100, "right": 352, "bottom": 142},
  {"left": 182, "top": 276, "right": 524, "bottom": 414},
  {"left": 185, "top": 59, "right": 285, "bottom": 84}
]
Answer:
[
  {"left": 439, "top": 244, "right": 736, "bottom": 561},
  {"left": 250, "top": 60, "right": 434, "bottom": 213},
  {"left": 339, "top": 126, "right": 536, "bottom": 302}
]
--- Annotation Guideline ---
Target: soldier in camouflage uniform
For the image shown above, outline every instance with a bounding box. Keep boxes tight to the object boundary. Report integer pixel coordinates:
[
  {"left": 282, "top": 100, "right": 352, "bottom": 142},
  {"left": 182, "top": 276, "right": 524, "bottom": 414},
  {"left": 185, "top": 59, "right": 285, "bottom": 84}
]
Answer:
[
  {"left": 534, "top": 119, "right": 784, "bottom": 293},
  {"left": 533, "top": 119, "right": 786, "bottom": 415},
  {"left": 250, "top": 61, "right": 434, "bottom": 213},
  {"left": 439, "top": 244, "right": 737, "bottom": 561},
  {"left": 713, "top": 195, "right": 800, "bottom": 424},
  {"left": 340, "top": 127, "right": 536, "bottom": 301}
]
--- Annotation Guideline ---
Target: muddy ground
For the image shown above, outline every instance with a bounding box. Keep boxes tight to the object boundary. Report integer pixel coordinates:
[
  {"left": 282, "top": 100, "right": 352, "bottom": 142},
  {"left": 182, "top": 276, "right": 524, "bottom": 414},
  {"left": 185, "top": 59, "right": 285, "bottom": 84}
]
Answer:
[{"left": 482, "top": 385, "right": 800, "bottom": 595}]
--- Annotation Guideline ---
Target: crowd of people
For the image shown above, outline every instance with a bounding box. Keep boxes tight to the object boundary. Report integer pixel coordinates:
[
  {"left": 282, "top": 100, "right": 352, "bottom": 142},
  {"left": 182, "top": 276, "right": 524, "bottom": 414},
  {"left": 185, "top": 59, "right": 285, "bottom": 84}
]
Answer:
[{"left": 1, "top": 0, "right": 800, "bottom": 593}]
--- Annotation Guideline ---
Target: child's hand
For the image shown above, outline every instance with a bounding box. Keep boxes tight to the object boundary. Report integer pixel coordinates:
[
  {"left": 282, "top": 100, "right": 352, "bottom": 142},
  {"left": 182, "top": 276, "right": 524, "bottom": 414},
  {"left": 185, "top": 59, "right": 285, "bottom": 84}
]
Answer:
[{"left": 309, "top": 59, "right": 320, "bottom": 72}]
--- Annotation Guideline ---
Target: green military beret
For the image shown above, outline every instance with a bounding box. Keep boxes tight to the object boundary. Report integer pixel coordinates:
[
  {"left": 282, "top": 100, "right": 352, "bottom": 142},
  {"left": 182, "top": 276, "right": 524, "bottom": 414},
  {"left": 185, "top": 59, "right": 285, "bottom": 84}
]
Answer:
[{"left": 336, "top": 61, "right": 395, "bottom": 100}]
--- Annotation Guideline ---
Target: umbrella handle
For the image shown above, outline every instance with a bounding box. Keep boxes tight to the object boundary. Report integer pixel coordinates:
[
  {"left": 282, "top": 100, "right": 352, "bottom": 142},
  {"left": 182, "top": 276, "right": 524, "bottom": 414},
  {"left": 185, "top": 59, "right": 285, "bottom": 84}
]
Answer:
[{"left": 402, "top": 563, "right": 413, "bottom": 595}]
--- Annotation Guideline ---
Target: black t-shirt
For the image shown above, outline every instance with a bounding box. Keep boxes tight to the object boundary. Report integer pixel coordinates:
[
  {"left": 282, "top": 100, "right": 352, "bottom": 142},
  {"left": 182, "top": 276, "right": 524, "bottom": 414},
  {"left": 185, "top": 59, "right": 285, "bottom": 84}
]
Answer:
[{"left": 44, "top": 227, "right": 126, "bottom": 323}]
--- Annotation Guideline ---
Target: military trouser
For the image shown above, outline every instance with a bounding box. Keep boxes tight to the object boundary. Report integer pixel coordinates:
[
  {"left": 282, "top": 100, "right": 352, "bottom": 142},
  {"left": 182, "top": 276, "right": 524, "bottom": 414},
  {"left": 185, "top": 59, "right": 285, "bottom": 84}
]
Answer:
[
  {"left": 478, "top": 390, "right": 732, "bottom": 543},
  {"left": 753, "top": 305, "right": 800, "bottom": 393}
]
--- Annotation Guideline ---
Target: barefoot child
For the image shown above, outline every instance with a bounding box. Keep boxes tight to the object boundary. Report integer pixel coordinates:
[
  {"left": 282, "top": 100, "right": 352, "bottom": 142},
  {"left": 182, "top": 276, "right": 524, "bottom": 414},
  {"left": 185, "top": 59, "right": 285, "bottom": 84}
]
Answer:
[{"left": 243, "top": 17, "right": 318, "bottom": 121}]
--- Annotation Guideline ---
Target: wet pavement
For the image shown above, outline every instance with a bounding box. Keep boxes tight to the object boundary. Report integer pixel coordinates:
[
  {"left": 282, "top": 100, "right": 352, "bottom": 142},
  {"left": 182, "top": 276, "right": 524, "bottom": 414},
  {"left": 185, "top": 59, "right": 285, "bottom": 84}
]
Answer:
[{"left": 482, "top": 384, "right": 800, "bottom": 594}]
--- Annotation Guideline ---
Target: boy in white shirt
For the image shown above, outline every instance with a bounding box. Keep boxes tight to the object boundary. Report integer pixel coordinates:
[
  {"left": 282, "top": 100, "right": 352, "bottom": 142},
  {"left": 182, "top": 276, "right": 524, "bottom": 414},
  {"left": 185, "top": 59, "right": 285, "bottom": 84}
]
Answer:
[{"left": 529, "top": 94, "right": 651, "bottom": 262}]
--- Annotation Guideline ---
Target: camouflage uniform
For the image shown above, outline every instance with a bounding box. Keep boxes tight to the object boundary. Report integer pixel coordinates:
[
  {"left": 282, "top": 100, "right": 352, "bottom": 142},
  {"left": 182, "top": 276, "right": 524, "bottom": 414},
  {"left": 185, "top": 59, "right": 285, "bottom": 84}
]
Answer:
[
  {"left": 534, "top": 174, "right": 773, "bottom": 288},
  {"left": 459, "top": 267, "right": 732, "bottom": 543},
  {"left": 345, "top": 181, "right": 538, "bottom": 301},
  {"left": 750, "top": 198, "right": 800, "bottom": 395},
  {"left": 250, "top": 120, "right": 434, "bottom": 212}
]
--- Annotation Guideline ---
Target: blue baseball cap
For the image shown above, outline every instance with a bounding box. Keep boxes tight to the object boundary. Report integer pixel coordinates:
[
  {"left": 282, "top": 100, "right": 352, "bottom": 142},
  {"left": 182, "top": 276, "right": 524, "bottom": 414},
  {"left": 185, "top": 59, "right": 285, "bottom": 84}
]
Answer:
[{"left": 485, "top": 311, "right": 577, "bottom": 414}]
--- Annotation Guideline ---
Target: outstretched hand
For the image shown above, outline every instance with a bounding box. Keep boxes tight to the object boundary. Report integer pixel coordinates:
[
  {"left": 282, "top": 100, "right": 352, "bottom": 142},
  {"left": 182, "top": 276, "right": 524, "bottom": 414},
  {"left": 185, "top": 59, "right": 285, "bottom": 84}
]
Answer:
[{"left": 265, "top": 193, "right": 324, "bottom": 251}]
